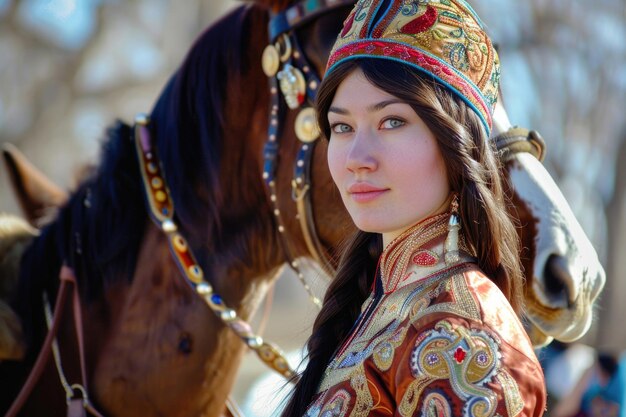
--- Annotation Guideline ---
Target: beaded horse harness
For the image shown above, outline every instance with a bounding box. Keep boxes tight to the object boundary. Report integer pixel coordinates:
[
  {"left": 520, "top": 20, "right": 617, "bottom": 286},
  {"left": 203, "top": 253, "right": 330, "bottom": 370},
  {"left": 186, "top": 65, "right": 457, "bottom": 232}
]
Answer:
[{"left": 133, "top": 116, "right": 295, "bottom": 379}]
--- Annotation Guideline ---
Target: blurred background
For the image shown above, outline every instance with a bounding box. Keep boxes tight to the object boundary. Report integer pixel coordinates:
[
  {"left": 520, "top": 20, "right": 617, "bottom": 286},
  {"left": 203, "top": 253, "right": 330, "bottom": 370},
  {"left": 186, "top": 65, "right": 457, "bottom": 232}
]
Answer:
[{"left": 0, "top": 0, "right": 625, "bottom": 415}]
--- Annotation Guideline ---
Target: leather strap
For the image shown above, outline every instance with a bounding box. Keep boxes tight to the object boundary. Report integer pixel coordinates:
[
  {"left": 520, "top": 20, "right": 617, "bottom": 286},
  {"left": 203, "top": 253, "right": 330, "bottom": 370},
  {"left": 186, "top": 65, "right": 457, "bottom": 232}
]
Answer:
[
  {"left": 493, "top": 127, "right": 546, "bottom": 162},
  {"left": 269, "top": 0, "right": 354, "bottom": 41},
  {"left": 135, "top": 116, "right": 296, "bottom": 379},
  {"left": 292, "top": 143, "right": 335, "bottom": 275},
  {"left": 61, "top": 267, "right": 105, "bottom": 417},
  {"left": 7, "top": 266, "right": 105, "bottom": 417},
  {"left": 62, "top": 266, "right": 89, "bottom": 396},
  {"left": 6, "top": 270, "right": 71, "bottom": 417}
]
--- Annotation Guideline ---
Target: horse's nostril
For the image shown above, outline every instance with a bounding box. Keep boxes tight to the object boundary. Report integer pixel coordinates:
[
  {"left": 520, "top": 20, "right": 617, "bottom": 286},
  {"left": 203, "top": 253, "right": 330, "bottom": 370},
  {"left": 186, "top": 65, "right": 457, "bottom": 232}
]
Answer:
[{"left": 543, "top": 255, "right": 574, "bottom": 308}]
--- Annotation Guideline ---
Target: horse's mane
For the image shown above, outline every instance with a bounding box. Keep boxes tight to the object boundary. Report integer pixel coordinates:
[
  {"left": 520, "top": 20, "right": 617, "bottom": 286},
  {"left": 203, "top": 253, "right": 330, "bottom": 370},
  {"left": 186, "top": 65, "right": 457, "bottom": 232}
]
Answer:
[{"left": 12, "top": 4, "right": 269, "bottom": 352}]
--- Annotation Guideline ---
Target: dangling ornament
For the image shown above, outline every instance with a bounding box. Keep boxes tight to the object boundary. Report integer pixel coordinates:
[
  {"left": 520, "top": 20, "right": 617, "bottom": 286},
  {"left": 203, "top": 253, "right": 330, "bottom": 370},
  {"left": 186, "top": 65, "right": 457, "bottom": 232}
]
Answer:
[
  {"left": 444, "top": 194, "right": 460, "bottom": 265},
  {"left": 277, "top": 64, "right": 306, "bottom": 109}
]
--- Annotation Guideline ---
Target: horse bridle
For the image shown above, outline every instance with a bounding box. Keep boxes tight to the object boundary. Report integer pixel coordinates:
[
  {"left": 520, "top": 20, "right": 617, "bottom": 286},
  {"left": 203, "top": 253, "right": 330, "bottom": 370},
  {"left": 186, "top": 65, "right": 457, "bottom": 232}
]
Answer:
[
  {"left": 492, "top": 127, "right": 546, "bottom": 163},
  {"left": 262, "top": 0, "right": 357, "bottom": 307}
]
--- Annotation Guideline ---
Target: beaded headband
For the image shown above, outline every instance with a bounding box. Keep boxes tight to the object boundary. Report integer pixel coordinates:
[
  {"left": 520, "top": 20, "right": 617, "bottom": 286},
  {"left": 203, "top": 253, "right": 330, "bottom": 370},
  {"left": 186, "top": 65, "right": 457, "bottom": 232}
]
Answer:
[{"left": 325, "top": 0, "right": 500, "bottom": 134}]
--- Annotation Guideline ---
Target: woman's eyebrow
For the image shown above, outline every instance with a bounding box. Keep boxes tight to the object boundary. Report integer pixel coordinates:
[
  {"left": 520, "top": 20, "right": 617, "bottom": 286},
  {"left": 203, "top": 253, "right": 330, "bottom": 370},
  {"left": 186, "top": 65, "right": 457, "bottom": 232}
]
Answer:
[
  {"left": 328, "top": 106, "right": 349, "bottom": 115},
  {"left": 367, "top": 99, "right": 404, "bottom": 112},
  {"left": 328, "top": 99, "right": 404, "bottom": 116}
]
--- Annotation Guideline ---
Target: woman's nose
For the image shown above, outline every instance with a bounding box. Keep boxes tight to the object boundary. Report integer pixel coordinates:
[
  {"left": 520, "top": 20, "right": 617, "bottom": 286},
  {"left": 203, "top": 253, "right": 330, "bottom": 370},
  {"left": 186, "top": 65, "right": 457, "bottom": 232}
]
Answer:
[{"left": 345, "top": 130, "right": 378, "bottom": 172}]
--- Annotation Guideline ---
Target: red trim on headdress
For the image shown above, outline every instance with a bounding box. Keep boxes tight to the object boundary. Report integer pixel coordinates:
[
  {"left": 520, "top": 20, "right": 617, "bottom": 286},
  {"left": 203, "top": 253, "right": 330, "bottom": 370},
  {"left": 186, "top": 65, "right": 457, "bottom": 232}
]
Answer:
[{"left": 327, "top": 40, "right": 492, "bottom": 129}]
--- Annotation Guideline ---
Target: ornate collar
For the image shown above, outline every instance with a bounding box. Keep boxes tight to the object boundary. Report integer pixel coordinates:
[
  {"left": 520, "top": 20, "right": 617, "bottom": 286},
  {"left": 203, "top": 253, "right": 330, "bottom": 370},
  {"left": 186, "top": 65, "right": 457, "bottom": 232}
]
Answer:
[{"left": 379, "top": 213, "right": 471, "bottom": 294}]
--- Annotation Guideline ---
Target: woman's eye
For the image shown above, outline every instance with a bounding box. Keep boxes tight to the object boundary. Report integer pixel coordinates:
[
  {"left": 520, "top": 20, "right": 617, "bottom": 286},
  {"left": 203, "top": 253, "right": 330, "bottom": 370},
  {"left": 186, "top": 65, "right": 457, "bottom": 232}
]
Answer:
[
  {"left": 381, "top": 118, "right": 405, "bottom": 129},
  {"left": 331, "top": 123, "right": 352, "bottom": 133}
]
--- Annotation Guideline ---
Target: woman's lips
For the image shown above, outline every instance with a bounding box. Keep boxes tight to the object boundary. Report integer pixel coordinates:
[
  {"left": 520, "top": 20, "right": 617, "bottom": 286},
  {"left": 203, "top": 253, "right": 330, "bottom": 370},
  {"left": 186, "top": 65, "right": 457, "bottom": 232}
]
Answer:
[{"left": 347, "top": 183, "right": 389, "bottom": 203}]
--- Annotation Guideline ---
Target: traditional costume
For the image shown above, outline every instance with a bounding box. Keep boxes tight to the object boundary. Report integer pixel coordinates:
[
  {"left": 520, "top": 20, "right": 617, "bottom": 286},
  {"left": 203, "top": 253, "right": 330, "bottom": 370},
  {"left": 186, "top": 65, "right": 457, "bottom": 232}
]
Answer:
[{"left": 305, "top": 214, "right": 546, "bottom": 416}]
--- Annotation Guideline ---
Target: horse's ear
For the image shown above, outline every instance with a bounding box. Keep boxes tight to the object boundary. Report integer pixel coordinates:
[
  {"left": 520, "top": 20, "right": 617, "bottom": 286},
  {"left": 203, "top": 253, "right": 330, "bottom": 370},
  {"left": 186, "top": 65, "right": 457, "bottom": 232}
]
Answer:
[{"left": 2, "top": 143, "right": 68, "bottom": 227}]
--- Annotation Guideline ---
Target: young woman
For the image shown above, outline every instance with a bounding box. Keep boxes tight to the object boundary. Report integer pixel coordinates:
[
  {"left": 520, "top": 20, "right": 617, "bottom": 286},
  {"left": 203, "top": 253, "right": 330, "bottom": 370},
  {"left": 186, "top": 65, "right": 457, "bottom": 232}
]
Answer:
[{"left": 282, "top": 0, "right": 546, "bottom": 416}]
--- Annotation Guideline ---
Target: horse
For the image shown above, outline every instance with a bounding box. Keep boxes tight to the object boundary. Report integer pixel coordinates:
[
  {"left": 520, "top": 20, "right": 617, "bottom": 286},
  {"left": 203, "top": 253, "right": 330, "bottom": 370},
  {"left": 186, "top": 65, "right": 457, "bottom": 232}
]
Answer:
[{"left": 0, "top": 0, "right": 605, "bottom": 416}]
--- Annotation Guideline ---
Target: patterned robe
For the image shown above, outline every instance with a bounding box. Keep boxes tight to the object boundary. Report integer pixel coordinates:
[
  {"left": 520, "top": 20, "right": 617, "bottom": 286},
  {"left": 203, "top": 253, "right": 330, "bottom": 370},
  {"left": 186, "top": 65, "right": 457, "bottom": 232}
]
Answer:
[{"left": 305, "top": 214, "right": 546, "bottom": 417}]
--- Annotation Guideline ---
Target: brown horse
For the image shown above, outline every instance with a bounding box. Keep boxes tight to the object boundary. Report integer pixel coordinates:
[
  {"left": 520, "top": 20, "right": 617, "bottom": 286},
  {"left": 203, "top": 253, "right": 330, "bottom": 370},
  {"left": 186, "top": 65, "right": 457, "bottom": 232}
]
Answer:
[{"left": 0, "top": 0, "right": 604, "bottom": 416}]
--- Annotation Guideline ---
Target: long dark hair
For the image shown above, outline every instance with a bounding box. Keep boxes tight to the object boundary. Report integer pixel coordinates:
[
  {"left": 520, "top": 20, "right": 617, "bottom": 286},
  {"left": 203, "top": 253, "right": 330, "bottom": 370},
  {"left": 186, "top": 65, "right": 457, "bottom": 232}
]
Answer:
[{"left": 281, "top": 59, "right": 524, "bottom": 416}]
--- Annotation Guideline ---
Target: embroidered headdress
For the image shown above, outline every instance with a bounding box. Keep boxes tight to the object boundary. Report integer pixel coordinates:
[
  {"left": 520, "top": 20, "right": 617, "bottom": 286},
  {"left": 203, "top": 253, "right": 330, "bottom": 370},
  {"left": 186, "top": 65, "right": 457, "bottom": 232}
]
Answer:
[{"left": 325, "top": 0, "right": 500, "bottom": 134}]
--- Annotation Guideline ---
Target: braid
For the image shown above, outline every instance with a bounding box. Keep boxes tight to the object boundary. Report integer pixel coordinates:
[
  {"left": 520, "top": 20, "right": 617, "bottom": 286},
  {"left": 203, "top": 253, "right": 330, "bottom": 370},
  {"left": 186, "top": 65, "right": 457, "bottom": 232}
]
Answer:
[{"left": 281, "top": 232, "right": 381, "bottom": 417}]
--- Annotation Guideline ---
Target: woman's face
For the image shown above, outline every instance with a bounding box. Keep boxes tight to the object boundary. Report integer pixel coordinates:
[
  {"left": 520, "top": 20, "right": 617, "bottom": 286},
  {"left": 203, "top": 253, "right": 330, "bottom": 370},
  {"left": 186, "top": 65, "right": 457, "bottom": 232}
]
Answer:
[{"left": 327, "top": 69, "right": 450, "bottom": 246}]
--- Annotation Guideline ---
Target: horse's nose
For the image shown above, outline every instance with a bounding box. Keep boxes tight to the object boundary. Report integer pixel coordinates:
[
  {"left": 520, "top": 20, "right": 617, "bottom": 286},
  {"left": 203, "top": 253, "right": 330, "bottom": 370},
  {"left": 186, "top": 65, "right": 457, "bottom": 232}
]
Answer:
[{"left": 543, "top": 254, "right": 576, "bottom": 309}]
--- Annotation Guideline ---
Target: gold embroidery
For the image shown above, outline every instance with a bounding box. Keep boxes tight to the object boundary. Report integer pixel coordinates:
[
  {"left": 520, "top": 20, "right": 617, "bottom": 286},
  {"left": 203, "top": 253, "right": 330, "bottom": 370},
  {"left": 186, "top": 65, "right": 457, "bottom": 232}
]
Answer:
[
  {"left": 398, "top": 377, "right": 433, "bottom": 417},
  {"left": 319, "top": 389, "right": 351, "bottom": 417},
  {"left": 318, "top": 216, "right": 485, "bottom": 408},
  {"left": 409, "top": 272, "right": 481, "bottom": 324},
  {"left": 373, "top": 325, "right": 408, "bottom": 371},
  {"left": 379, "top": 214, "right": 449, "bottom": 292},
  {"left": 373, "top": 340, "right": 395, "bottom": 371},
  {"left": 495, "top": 370, "right": 524, "bottom": 417},
  {"left": 320, "top": 319, "right": 400, "bottom": 392},
  {"left": 400, "top": 320, "right": 501, "bottom": 417},
  {"left": 320, "top": 269, "right": 477, "bottom": 391},
  {"left": 310, "top": 213, "right": 529, "bottom": 417},
  {"left": 350, "top": 367, "right": 373, "bottom": 417}
]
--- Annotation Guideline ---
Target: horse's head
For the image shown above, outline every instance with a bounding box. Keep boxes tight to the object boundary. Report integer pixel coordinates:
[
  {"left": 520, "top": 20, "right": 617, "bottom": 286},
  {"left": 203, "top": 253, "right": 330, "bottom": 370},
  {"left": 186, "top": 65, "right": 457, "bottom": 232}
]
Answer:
[{"left": 492, "top": 99, "right": 606, "bottom": 347}]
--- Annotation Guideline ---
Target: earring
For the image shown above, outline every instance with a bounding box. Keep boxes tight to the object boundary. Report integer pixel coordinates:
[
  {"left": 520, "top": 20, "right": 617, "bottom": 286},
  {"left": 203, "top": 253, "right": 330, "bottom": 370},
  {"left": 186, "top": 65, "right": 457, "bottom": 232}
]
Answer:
[{"left": 444, "top": 194, "right": 460, "bottom": 265}]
